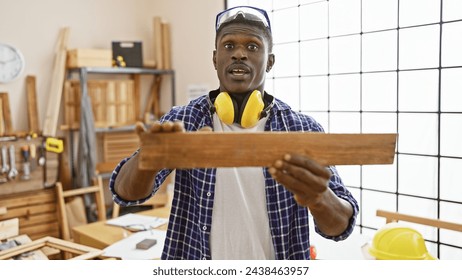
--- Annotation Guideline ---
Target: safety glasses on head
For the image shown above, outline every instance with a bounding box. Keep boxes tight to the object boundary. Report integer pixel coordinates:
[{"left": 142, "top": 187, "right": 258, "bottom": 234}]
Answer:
[{"left": 215, "top": 6, "right": 271, "bottom": 33}]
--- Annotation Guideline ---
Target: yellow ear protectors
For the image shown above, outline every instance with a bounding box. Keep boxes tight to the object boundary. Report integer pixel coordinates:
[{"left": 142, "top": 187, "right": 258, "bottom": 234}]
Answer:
[
  {"left": 240, "top": 90, "right": 265, "bottom": 128},
  {"left": 214, "top": 90, "right": 265, "bottom": 128},
  {"left": 214, "top": 91, "right": 235, "bottom": 125}
]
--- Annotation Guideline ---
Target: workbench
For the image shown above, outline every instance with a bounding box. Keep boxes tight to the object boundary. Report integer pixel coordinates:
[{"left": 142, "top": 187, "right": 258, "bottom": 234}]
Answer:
[{"left": 72, "top": 207, "right": 170, "bottom": 250}]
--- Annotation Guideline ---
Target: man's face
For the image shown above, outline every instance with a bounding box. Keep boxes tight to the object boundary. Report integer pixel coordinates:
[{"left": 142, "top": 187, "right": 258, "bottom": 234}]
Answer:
[{"left": 213, "top": 23, "right": 274, "bottom": 95}]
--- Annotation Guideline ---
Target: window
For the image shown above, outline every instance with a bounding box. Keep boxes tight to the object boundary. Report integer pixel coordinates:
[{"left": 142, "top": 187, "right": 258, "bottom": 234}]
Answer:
[{"left": 227, "top": 0, "right": 462, "bottom": 259}]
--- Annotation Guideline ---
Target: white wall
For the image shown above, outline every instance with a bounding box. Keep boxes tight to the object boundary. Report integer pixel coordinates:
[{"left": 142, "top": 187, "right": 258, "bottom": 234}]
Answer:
[{"left": 0, "top": 0, "right": 223, "bottom": 133}]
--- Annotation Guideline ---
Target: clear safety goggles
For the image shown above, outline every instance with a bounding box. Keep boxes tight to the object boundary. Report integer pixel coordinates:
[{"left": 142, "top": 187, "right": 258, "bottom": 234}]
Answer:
[{"left": 215, "top": 6, "right": 271, "bottom": 33}]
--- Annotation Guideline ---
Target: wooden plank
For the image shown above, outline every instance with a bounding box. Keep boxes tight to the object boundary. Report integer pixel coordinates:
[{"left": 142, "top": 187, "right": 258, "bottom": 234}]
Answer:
[
  {"left": 42, "top": 27, "right": 70, "bottom": 137},
  {"left": 0, "top": 92, "right": 13, "bottom": 135},
  {"left": 67, "top": 48, "right": 112, "bottom": 68},
  {"left": 153, "top": 76, "right": 162, "bottom": 119},
  {"left": 376, "top": 210, "right": 462, "bottom": 232},
  {"left": 0, "top": 98, "right": 4, "bottom": 136},
  {"left": 117, "top": 81, "right": 128, "bottom": 124},
  {"left": 139, "top": 132, "right": 397, "bottom": 169},
  {"left": 153, "top": 17, "right": 163, "bottom": 70},
  {"left": 161, "top": 22, "right": 172, "bottom": 70},
  {"left": 61, "top": 185, "right": 100, "bottom": 198},
  {"left": 0, "top": 236, "right": 103, "bottom": 260},
  {"left": 133, "top": 74, "right": 141, "bottom": 121},
  {"left": 0, "top": 188, "right": 55, "bottom": 209},
  {"left": 106, "top": 82, "right": 117, "bottom": 126},
  {"left": 0, "top": 218, "right": 19, "bottom": 240},
  {"left": 3, "top": 203, "right": 56, "bottom": 220},
  {"left": 88, "top": 80, "right": 107, "bottom": 127},
  {"left": 26, "top": 75, "right": 40, "bottom": 133},
  {"left": 103, "top": 131, "right": 139, "bottom": 163},
  {"left": 19, "top": 212, "right": 58, "bottom": 228},
  {"left": 28, "top": 228, "right": 60, "bottom": 240},
  {"left": 63, "top": 81, "right": 74, "bottom": 128},
  {"left": 144, "top": 76, "right": 162, "bottom": 120},
  {"left": 7, "top": 235, "right": 49, "bottom": 260},
  {"left": 20, "top": 221, "right": 60, "bottom": 238}
]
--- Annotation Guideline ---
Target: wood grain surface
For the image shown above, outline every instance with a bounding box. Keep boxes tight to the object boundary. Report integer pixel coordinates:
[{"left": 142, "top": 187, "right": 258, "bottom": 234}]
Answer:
[{"left": 138, "top": 132, "right": 397, "bottom": 169}]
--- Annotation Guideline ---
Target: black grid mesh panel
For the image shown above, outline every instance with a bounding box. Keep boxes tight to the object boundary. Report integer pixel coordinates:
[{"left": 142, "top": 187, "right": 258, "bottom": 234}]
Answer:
[{"left": 226, "top": 0, "right": 462, "bottom": 259}]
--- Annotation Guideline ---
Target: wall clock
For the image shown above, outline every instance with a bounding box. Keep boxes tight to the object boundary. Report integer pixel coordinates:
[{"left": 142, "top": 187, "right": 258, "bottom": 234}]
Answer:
[{"left": 0, "top": 43, "right": 25, "bottom": 83}]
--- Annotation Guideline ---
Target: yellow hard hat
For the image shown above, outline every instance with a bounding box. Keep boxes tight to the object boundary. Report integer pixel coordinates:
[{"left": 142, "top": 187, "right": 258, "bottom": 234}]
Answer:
[{"left": 368, "top": 222, "right": 437, "bottom": 260}]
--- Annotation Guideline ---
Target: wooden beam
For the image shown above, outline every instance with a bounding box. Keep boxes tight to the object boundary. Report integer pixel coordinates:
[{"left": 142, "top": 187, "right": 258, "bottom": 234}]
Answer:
[
  {"left": 26, "top": 75, "right": 40, "bottom": 133},
  {"left": 139, "top": 132, "right": 397, "bottom": 170},
  {"left": 161, "top": 22, "right": 171, "bottom": 70},
  {"left": 153, "top": 17, "right": 163, "bottom": 69},
  {"left": 133, "top": 74, "right": 141, "bottom": 121},
  {"left": 42, "top": 27, "right": 70, "bottom": 137},
  {"left": 0, "top": 98, "right": 3, "bottom": 136},
  {"left": 0, "top": 92, "right": 13, "bottom": 136},
  {"left": 376, "top": 210, "right": 462, "bottom": 232}
]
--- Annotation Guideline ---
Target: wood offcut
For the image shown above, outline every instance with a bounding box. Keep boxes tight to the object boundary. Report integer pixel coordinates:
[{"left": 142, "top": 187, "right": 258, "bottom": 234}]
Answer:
[
  {"left": 138, "top": 132, "right": 397, "bottom": 170},
  {"left": 0, "top": 92, "right": 13, "bottom": 136},
  {"left": 376, "top": 209, "right": 462, "bottom": 232},
  {"left": 26, "top": 76, "right": 40, "bottom": 133}
]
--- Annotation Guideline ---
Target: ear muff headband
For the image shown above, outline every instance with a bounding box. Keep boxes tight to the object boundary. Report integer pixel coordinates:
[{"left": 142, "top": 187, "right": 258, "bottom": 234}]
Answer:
[{"left": 214, "top": 90, "right": 265, "bottom": 128}]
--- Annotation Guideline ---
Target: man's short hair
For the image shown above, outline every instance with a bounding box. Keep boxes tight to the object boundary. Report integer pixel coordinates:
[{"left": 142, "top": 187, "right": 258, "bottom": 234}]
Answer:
[{"left": 215, "top": 14, "right": 274, "bottom": 52}]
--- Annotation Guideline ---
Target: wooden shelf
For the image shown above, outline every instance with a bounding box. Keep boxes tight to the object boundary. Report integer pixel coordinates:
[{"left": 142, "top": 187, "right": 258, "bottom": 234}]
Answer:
[{"left": 60, "top": 124, "right": 136, "bottom": 132}]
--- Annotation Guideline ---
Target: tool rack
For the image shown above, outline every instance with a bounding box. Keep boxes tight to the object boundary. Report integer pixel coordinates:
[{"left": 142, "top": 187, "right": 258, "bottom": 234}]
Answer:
[
  {"left": 0, "top": 136, "right": 58, "bottom": 196},
  {"left": 0, "top": 136, "right": 60, "bottom": 241}
]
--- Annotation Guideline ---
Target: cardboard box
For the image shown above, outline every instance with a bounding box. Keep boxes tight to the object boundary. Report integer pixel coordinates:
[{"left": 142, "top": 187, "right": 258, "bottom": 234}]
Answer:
[{"left": 67, "top": 49, "right": 112, "bottom": 68}]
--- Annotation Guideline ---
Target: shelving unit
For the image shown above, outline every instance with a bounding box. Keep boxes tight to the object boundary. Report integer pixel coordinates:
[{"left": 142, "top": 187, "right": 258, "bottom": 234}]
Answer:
[
  {"left": 70, "top": 67, "right": 176, "bottom": 105},
  {"left": 64, "top": 67, "right": 176, "bottom": 187}
]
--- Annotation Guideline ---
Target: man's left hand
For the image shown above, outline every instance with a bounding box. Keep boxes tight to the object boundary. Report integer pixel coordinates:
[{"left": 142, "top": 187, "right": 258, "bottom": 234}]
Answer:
[{"left": 269, "top": 154, "right": 332, "bottom": 208}]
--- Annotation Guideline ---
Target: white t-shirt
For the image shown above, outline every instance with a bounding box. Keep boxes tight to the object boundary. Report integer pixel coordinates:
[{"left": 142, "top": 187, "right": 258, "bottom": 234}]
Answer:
[{"left": 210, "top": 113, "right": 275, "bottom": 259}]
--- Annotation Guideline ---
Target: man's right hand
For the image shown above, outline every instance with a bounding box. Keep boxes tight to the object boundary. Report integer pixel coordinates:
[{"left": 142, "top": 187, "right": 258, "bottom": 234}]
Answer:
[{"left": 114, "top": 121, "right": 185, "bottom": 201}]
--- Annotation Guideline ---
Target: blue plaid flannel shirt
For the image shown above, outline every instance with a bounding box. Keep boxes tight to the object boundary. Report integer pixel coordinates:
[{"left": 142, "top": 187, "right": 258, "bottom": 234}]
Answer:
[{"left": 109, "top": 91, "right": 359, "bottom": 260}]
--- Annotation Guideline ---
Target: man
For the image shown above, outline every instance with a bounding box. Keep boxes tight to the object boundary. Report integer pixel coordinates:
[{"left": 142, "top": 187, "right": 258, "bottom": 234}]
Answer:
[{"left": 110, "top": 6, "right": 358, "bottom": 260}]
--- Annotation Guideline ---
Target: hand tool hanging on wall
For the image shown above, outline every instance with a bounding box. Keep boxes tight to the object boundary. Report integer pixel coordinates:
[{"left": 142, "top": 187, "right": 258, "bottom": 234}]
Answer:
[
  {"left": 20, "top": 145, "right": 30, "bottom": 180},
  {"left": 1, "top": 145, "right": 9, "bottom": 182},
  {"left": 37, "top": 144, "right": 45, "bottom": 167},
  {"left": 7, "top": 145, "right": 18, "bottom": 180},
  {"left": 42, "top": 137, "right": 64, "bottom": 188},
  {"left": 45, "top": 137, "right": 64, "bottom": 153},
  {"left": 0, "top": 145, "right": 7, "bottom": 183},
  {"left": 29, "top": 143, "right": 37, "bottom": 171}
]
